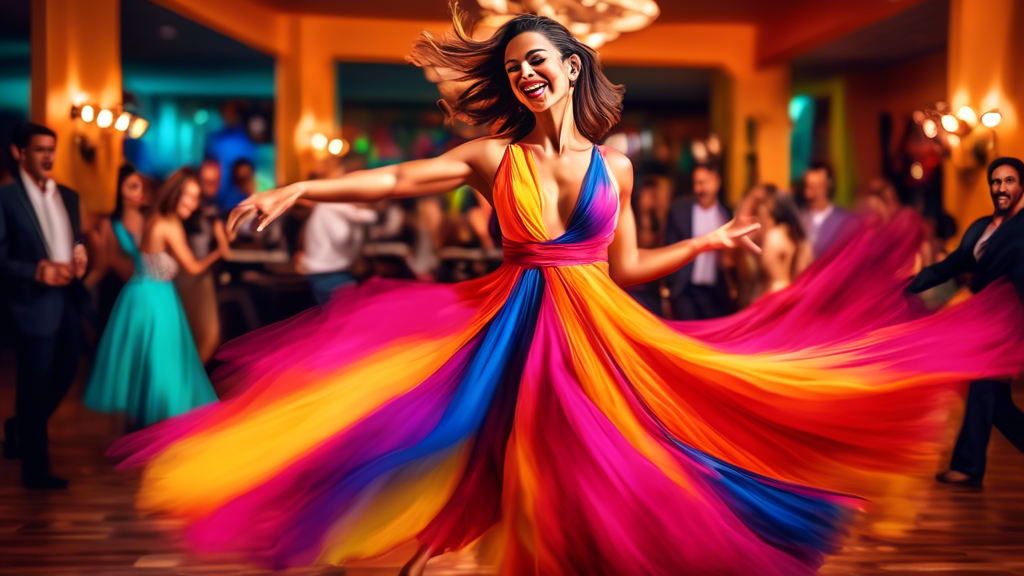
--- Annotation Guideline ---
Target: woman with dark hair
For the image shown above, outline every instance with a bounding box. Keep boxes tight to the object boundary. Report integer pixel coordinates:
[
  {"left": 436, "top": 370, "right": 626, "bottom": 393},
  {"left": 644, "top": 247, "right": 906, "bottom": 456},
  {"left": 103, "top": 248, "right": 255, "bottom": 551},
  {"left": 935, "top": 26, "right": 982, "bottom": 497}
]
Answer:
[
  {"left": 82, "top": 163, "right": 148, "bottom": 331},
  {"left": 111, "top": 10, "right": 1024, "bottom": 576},
  {"left": 83, "top": 168, "right": 231, "bottom": 427},
  {"left": 756, "top": 189, "right": 813, "bottom": 296}
]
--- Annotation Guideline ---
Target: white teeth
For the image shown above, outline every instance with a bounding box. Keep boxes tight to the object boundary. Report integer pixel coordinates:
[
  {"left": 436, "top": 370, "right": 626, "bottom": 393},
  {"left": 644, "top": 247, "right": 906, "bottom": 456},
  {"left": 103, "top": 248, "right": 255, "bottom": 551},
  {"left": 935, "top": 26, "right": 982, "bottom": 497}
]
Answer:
[{"left": 523, "top": 83, "right": 546, "bottom": 94}]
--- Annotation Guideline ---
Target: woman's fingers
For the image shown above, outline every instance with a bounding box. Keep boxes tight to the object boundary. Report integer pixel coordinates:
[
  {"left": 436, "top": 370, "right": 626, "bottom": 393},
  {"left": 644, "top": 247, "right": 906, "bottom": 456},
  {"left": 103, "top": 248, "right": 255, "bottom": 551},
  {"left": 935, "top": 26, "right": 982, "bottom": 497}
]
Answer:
[
  {"left": 739, "top": 234, "right": 762, "bottom": 254},
  {"left": 227, "top": 205, "right": 259, "bottom": 235}
]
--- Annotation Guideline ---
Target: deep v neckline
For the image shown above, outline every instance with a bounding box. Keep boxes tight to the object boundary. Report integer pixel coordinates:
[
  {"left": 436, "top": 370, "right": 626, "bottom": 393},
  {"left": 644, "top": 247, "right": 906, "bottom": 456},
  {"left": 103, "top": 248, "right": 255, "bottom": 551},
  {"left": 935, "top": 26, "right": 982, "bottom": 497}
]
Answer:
[{"left": 515, "top": 143, "right": 598, "bottom": 239}]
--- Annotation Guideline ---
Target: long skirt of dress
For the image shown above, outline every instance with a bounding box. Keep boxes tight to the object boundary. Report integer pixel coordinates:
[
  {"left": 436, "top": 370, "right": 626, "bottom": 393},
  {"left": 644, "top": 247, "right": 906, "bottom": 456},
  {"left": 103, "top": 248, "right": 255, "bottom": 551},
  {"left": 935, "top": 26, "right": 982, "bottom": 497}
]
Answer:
[
  {"left": 84, "top": 276, "right": 218, "bottom": 427},
  {"left": 111, "top": 145, "right": 1024, "bottom": 575}
]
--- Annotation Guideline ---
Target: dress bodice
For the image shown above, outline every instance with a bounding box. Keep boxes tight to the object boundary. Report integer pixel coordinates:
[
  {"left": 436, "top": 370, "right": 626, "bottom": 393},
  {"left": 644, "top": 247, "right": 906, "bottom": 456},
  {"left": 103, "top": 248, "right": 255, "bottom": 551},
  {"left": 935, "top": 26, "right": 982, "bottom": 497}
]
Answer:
[
  {"left": 493, "top": 144, "right": 619, "bottom": 268},
  {"left": 139, "top": 251, "right": 179, "bottom": 281}
]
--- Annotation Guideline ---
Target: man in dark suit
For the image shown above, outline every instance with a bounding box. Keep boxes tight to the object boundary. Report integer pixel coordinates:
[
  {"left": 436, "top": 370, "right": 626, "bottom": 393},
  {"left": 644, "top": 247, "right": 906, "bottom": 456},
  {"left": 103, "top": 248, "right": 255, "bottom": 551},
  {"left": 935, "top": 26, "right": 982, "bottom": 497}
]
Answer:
[
  {"left": 665, "top": 163, "right": 733, "bottom": 320},
  {"left": 0, "top": 123, "right": 88, "bottom": 490},
  {"left": 907, "top": 156, "right": 1024, "bottom": 486},
  {"left": 799, "top": 162, "right": 855, "bottom": 259}
]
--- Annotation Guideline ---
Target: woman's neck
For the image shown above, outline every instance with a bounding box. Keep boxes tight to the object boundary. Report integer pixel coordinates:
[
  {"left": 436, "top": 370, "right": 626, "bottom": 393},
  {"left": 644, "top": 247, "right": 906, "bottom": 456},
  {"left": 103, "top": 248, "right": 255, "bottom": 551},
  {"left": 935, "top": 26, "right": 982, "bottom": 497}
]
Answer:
[{"left": 521, "top": 95, "right": 590, "bottom": 154}]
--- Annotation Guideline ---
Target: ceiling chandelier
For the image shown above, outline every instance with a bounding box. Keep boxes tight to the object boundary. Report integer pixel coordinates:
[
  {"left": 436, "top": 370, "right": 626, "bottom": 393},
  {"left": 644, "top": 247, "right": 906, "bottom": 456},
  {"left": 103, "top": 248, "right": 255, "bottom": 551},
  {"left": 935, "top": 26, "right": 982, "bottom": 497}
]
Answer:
[{"left": 477, "top": 0, "right": 660, "bottom": 49}]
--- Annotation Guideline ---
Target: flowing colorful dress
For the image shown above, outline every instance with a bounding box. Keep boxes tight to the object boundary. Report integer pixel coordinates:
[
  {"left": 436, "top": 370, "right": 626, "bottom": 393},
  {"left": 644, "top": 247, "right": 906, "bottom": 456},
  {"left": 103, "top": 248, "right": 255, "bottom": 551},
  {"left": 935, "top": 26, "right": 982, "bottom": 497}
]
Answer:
[{"left": 112, "top": 144, "right": 1024, "bottom": 575}]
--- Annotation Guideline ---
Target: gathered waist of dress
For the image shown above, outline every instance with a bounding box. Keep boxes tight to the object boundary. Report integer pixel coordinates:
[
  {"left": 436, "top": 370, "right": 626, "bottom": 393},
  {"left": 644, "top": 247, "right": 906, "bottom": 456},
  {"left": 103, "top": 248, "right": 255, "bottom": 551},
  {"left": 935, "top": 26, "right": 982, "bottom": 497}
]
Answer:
[{"left": 502, "top": 237, "right": 609, "bottom": 269}]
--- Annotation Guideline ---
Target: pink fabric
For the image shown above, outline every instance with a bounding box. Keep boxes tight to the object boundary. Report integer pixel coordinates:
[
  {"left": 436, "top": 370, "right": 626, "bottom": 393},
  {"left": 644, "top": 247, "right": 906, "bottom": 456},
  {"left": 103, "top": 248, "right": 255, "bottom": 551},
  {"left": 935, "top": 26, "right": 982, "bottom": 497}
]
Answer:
[
  {"left": 503, "top": 235, "right": 610, "bottom": 268},
  {"left": 676, "top": 210, "right": 933, "bottom": 352}
]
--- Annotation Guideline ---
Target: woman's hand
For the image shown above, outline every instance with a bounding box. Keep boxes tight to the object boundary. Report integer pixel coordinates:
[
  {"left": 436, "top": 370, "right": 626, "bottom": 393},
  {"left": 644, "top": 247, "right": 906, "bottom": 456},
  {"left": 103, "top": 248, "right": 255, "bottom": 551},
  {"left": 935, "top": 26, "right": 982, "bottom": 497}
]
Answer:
[
  {"left": 704, "top": 218, "right": 762, "bottom": 254},
  {"left": 213, "top": 219, "right": 233, "bottom": 260},
  {"left": 227, "top": 183, "right": 304, "bottom": 236}
]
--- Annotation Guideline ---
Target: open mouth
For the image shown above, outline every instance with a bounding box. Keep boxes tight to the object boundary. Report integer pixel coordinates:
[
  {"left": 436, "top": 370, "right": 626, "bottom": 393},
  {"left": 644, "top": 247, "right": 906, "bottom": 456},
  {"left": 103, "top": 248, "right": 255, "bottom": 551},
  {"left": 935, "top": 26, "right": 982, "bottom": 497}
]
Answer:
[{"left": 520, "top": 81, "right": 548, "bottom": 99}]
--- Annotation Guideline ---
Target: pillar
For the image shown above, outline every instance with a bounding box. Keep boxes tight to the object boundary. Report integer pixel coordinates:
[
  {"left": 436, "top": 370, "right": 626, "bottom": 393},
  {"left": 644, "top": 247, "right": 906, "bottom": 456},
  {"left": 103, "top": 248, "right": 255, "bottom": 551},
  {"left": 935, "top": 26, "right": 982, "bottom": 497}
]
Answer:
[
  {"left": 711, "top": 64, "right": 792, "bottom": 206},
  {"left": 31, "top": 0, "right": 123, "bottom": 213},
  {"left": 944, "top": 0, "right": 1024, "bottom": 236},
  {"left": 275, "top": 16, "right": 337, "bottom": 185}
]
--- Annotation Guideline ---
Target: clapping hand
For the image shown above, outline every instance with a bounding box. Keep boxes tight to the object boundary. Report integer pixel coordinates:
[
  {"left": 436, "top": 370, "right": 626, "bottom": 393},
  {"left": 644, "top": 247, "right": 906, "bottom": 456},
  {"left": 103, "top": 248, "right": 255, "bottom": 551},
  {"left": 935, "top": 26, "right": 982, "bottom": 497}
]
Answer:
[
  {"left": 35, "top": 259, "right": 74, "bottom": 286},
  {"left": 705, "top": 218, "right": 762, "bottom": 254}
]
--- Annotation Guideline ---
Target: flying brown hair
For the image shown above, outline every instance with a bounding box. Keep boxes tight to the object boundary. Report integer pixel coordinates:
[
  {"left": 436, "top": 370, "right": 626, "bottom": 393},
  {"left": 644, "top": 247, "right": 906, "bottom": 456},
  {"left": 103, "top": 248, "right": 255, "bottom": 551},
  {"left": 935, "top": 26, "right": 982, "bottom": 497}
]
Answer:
[{"left": 408, "top": 4, "right": 624, "bottom": 143}]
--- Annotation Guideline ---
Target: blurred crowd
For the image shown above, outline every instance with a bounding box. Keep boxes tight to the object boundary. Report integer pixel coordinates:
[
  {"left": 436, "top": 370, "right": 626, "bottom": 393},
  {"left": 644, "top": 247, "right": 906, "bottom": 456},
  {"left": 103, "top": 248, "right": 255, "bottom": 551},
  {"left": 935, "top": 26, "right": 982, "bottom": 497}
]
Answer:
[{"left": 1, "top": 124, "right": 961, "bottom": 359}]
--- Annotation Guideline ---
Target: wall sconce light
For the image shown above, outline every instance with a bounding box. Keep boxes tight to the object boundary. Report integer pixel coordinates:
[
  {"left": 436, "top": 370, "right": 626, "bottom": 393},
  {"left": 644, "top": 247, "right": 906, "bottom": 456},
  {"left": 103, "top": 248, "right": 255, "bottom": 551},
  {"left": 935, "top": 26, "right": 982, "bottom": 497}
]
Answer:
[
  {"left": 95, "top": 109, "right": 114, "bottom": 128},
  {"left": 311, "top": 133, "right": 328, "bottom": 151},
  {"left": 914, "top": 102, "right": 1002, "bottom": 168},
  {"left": 71, "top": 101, "right": 149, "bottom": 138},
  {"left": 114, "top": 112, "right": 132, "bottom": 132},
  {"left": 309, "top": 133, "right": 348, "bottom": 157},
  {"left": 128, "top": 117, "right": 149, "bottom": 140},
  {"left": 981, "top": 109, "right": 1002, "bottom": 128}
]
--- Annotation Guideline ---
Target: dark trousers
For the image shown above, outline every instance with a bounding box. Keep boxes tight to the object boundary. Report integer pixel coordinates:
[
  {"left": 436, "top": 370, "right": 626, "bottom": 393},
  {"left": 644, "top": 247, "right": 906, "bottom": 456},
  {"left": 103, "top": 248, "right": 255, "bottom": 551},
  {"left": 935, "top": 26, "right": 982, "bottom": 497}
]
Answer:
[
  {"left": 628, "top": 281, "right": 664, "bottom": 318},
  {"left": 10, "top": 302, "right": 82, "bottom": 482},
  {"left": 949, "top": 380, "right": 1024, "bottom": 482},
  {"left": 670, "top": 283, "right": 733, "bottom": 321},
  {"left": 307, "top": 270, "right": 356, "bottom": 306}
]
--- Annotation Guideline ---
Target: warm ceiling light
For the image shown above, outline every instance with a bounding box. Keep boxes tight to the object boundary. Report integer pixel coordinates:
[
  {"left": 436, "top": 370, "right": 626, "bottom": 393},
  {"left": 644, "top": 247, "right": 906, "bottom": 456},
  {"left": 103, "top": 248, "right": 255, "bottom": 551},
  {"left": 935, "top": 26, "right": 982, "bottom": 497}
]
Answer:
[
  {"left": 80, "top": 105, "right": 95, "bottom": 123},
  {"left": 114, "top": 112, "right": 132, "bottom": 132},
  {"left": 128, "top": 117, "right": 149, "bottom": 139},
  {"left": 311, "top": 133, "right": 328, "bottom": 151},
  {"left": 940, "top": 114, "right": 959, "bottom": 132},
  {"left": 910, "top": 162, "right": 924, "bottom": 180},
  {"left": 956, "top": 105, "right": 978, "bottom": 126},
  {"left": 476, "top": 0, "right": 660, "bottom": 48},
  {"left": 922, "top": 119, "right": 938, "bottom": 138},
  {"left": 982, "top": 109, "right": 1002, "bottom": 128},
  {"left": 946, "top": 133, "right": 960, "bottom": 147},
  {"left": 328, "top": 138, "right": 344, "bottom": 155},
  {"left": 96, "top": 109, "right": 114, "bottom": 128}
]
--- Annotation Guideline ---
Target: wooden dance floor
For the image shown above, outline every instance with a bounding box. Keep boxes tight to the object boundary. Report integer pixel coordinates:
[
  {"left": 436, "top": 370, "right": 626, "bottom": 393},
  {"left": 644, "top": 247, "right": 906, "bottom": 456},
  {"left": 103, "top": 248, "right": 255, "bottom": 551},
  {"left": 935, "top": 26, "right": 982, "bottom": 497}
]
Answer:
[{"left": 2, "top": 349, "right": 1024, "bottom": 575}]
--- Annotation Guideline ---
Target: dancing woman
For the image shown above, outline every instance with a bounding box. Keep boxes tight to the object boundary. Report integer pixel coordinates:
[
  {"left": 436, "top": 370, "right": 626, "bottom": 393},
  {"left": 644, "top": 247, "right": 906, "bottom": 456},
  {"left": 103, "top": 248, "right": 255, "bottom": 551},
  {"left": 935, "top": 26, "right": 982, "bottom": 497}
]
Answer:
[
  {"left": 113, "top": 11, "right": 1024, "bottom": 576},
  {"left": 84, "top": 168, "right": 231, "bottom": 427}
]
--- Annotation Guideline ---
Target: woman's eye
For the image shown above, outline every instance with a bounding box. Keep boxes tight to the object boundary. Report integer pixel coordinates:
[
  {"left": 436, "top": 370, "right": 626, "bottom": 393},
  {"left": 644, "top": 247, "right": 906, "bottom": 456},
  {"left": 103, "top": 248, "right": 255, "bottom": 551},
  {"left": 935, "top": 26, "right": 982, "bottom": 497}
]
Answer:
[
  {"left": 530, "top": 58, "right": 545, "bottom": 66},
  {"left": 506, "top": 66, "right": 520, "bottom": 73}
]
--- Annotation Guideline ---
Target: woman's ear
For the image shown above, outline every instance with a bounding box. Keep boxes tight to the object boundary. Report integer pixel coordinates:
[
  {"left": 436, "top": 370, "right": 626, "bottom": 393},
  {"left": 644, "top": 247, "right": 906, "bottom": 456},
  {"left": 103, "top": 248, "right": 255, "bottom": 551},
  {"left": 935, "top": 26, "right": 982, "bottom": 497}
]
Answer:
[{"left": 567, "top": 54, "right": 582, "bottom": 82}]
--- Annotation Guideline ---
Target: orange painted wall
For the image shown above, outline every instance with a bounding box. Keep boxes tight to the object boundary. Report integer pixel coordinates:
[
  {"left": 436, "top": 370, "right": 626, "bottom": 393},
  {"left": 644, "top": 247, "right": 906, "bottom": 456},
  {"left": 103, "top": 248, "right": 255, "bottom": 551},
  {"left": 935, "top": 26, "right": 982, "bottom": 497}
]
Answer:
[
  {"left": 31, "top": 0, "right": 124, "bottom": 213},
  {"left": 843, "top": 50, "right": 948, "bottom": 187}
]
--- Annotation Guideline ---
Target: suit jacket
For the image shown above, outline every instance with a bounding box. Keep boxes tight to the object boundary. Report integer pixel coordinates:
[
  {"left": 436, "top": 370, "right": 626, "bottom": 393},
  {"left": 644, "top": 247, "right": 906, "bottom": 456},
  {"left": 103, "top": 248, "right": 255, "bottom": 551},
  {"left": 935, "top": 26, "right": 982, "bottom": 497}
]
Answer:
[
  {"left": 0, "top": 177, "right": 86, "bottom": 336},
  {"left": 664, "top": 197, "right": 732, "bottom": 299},
  {"left": 907, "top": 211, "right": 1024, "bottom": 302},
  {"left": 800, "top": 205, "right": 855, "bottom": 259}
]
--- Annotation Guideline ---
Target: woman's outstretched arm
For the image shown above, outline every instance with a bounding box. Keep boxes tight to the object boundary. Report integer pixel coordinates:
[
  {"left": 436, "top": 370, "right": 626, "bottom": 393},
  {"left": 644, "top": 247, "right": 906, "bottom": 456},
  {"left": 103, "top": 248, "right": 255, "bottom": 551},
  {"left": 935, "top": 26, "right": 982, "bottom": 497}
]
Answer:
[
  {"left": 228, "top": 139, "right": 503, "bottom": 235},
  {"left": 605, "top": 148, "right": 760, "bottom": 288}
]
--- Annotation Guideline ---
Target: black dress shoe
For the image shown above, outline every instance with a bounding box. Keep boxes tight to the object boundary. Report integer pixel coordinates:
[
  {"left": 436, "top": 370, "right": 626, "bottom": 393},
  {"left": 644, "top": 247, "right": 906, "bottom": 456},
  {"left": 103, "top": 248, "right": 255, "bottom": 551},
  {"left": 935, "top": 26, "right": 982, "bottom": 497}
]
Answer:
[
  {"left": 23, "top": 475, "right": 69, "bottom": 490},
  {"left": 2, "top": 419, "right": 18, "bottom": 460},
  {"left": 935, "top": 470, "right": 981, "bottom": 487}
]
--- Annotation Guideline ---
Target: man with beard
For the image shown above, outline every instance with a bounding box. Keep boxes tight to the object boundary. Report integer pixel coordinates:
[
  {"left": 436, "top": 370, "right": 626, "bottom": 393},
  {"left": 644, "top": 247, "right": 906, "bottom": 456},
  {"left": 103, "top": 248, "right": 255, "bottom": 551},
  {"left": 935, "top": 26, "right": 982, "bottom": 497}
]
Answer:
[{"left": 907, "top": 156, "right": 1024, "bottom": 486}]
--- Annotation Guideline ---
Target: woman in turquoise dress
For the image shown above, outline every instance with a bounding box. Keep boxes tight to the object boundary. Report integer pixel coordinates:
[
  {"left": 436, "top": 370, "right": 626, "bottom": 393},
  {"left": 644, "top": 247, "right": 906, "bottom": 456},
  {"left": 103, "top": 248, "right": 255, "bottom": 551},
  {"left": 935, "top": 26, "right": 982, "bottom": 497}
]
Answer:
[{"left": 84, "top": 167, "right": 231, "bottom": 427}]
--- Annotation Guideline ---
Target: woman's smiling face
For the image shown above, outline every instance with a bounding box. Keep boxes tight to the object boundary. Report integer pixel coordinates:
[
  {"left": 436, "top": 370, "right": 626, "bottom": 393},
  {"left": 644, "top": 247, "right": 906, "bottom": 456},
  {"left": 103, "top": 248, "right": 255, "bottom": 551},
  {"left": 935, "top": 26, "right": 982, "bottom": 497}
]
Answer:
[{"left": 504, "top": 31, "right": 578, "bottom": 113}]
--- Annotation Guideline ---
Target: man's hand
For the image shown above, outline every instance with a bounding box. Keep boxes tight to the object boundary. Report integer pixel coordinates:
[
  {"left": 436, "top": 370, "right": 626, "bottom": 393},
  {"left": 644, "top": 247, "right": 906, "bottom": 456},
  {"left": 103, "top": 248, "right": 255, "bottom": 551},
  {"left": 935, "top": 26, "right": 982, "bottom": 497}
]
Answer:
[
  {"left": 35, "top": 260, "right": 74, "bottom": 286},
  {"left": 73, "top": 244, "right": 88, "bottom": 279}
]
